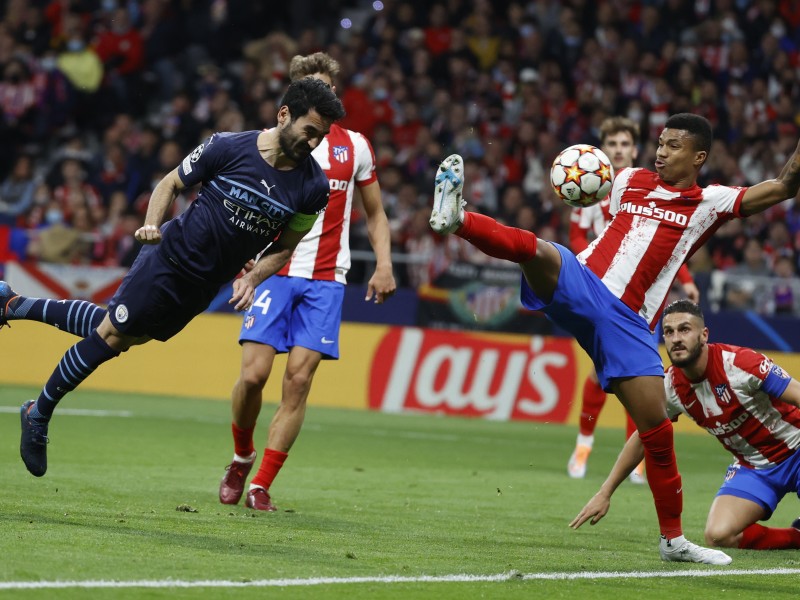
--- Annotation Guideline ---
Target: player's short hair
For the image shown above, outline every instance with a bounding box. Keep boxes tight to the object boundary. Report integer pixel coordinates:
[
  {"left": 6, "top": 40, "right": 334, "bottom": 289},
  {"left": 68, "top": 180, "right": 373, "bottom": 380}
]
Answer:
[
  {"left": 599, "top": 116, "right": 640, "bottom": 145},
  {"left": 289, "top": 52, "right": 340, "bottom": 82},
  {"left": 662, "top": 299, "right": 705, "bottom": 323},
  {"left": 281, "top": 77, "right": 345, "bottom": 122},
  {"left": 664, "top": 113, "right": 712, "bottom": 154}
]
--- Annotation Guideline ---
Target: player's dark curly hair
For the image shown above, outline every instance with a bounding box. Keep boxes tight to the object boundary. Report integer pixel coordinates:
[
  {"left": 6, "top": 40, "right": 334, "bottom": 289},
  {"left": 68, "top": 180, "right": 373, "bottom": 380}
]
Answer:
[
  {"left": 281, "top": 77, "right": 345, "bottom": 122},
  {"left": 663, "top": 299, "right": 705, "bottom": 323},
  {"left": 664, "top": 113, "right": 712, "bottom": 154}
]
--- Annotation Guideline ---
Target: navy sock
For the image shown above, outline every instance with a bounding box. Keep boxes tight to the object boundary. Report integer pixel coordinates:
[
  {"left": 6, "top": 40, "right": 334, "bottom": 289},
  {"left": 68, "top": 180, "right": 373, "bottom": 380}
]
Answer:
[
  {"left": 35, "top": 330, "right": 121, "bottom": 419},
  {"left": 8, "top": 297, "right": 106, "bottom": 338}
]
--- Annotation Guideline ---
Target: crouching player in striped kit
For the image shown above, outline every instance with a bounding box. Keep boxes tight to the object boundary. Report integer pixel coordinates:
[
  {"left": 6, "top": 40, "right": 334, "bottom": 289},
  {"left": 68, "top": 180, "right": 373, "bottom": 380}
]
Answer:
[
  {"left": 572, "top": 300, "right": 800, "bottom": 551},
  {"left": 429, "top": 113, "right": 800, "bottom": 564}
]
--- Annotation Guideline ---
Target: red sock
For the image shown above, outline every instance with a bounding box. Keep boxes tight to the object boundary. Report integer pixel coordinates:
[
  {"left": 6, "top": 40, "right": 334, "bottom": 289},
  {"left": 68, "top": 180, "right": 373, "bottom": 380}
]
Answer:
[
  {"left": 739, "top": 524, "right": 800, "bottom": 549},
  {"left": 639, "top": 419, "right": 683, "bottom": 538},
  {"left": 457, "top": 212, "right": 538, "bottom": 263},
  {"left": 250, "top": 449, "right": 289, "bottom": 490},
  {"left": 579, "top": 376, "right": 607, "bottom": 436},
  {"left": 625, "top": 414, "right": 638, "bottom": 440},
  {"left": 232, "top": 423, "right": 255, "bottom": 458}
]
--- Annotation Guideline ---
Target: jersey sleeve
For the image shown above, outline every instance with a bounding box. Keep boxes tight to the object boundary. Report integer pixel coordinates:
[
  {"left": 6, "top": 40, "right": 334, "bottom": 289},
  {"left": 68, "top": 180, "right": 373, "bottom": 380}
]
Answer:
[
  {"left": 706, "top": 184, "right": 747, "bottom": 218},
  {"left": 177, "top": 134, "right": 227, "bottom": 188},
  {"left": 352, "top": 132, "right": 378, "bottom": 186},
  {"left": 607, "top": 166, "right": 633, "bottom": 217},
  {"left": 663, "top": 369, "right": 686, "bottom": 421},
  {"left": 732, "top": 346, "right": 792, "bottom": 398}
]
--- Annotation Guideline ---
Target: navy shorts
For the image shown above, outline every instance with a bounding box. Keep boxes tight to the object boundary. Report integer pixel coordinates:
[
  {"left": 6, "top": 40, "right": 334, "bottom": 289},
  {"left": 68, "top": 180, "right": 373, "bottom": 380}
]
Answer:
[
  {"left": 716, "top": 451, "right": 800, "bottom": 519},
  {"left": 107, "top": 244, "right": 220, "bottom": 342},
  {"left": 520, "top": 243, "right": 663, "bottom": 391},
  {"left": 239, "top": 275, "right": 344, "bottom": 359}
]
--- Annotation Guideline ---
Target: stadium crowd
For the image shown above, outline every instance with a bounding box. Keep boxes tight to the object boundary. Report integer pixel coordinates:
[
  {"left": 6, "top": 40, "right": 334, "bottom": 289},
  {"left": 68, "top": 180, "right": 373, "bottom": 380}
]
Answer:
[{"left": 1, "top": 0, "right": 800, "bottom": 313}]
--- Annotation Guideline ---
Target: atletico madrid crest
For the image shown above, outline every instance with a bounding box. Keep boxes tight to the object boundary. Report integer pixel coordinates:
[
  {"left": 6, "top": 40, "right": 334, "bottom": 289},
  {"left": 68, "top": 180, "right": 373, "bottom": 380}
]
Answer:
[{"left": 333, "top": 145, "right": 349, "bottom": 163}]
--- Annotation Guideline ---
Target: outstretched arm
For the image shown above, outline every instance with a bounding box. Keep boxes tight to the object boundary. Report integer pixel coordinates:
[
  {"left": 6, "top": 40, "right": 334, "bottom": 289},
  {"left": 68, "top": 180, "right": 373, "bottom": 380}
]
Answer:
[
  {"left": 135, "top": 168, "right": 185, "bottom": 244},
  {"left": 359, "top": 181, "right": 396, "bottom": 304},
  {"left": 778, "top": 378, "right": 800, "bottom": 408},
  {"left": 740, "top": 140, "right": 800, "bottom": 216},
  {"left": 569, "top": 431, "right": 645, "bottom": 529}
]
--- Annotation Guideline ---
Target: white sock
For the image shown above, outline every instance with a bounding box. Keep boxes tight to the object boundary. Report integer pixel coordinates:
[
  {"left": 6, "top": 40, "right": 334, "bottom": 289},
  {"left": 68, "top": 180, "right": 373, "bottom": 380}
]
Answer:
[
  {"left": 576, "top": 433, "right": 594, "bottom": 448},
  {"left": 233, "top": 451, "right": 256, "bottom": 464},
  {"left": 248, "top": 484, "right": 266, "bottom": 492}
]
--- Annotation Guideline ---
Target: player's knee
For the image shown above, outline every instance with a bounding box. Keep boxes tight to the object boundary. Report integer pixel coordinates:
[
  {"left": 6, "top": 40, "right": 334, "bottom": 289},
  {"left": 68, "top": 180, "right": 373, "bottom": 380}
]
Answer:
[
  {"left": 240, "top": 366, "right": 269, "bottom": 391},
  {"left": 704, "top": 523, "right": 737, "bottom": 548}
]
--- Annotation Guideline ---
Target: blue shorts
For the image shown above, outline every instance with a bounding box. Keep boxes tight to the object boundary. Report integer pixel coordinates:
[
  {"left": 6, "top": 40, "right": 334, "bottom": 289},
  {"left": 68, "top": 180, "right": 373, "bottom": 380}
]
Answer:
[
  {"left": 716, "top": 450, "right": 800, "bottom": 519},
  {"left": 520, "top": 243, "right": 663, "bottom": 391},
  {"left": 239, "top": 275, "right": 344, "bottom": 359},
  {"left": 108, "top": 244, "right": 219, "bottom": 341}
]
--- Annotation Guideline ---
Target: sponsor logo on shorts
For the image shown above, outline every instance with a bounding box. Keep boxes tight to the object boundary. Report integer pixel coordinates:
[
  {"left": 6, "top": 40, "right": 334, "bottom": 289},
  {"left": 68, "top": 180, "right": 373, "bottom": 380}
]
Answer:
[
  {"left": 321, "top": 337, "right": 335, "bottom": 344},
  {"left": 115, "top": 304, "right": 129, "bottom": 323}
]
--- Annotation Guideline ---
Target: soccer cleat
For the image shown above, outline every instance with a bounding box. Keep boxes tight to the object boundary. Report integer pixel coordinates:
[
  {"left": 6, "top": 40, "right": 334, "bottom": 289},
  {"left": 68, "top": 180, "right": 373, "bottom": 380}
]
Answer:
[
  {"left": 245, "top": 486, "right": 278, "bottom": 512},
  {"left": 219, "top": 454, "right": 256, "bottom": 505},
  {"left": 0, "top": 280, "right": 19, "bottom": 329},
  {"left": 430, "top": 154, "right": 465, "bottom": 234},
  {"left": 629, "top": 461, "right": 646, "bottom": 485},
  {"left": 20, "top": 400, "right": 49, "bottom": 477},
  {"left": 792, "top": 517, "right": 800, "bottom": 530},
  {"left": 567, "top": 443, "right": 592, "bottom": 479},
  {"left": 659, "top": 535, "right": 732, "bottom": 565}
]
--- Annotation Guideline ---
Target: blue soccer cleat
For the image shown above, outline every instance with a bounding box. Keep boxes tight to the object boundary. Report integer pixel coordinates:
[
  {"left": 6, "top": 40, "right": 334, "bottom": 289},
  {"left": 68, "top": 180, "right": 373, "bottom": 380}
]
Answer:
[
  {"left": 20, "top": 400, "right": 49, "bottom": 477},
  {"left": 0, "top": 280, "right": 18, "bottom": 329}
]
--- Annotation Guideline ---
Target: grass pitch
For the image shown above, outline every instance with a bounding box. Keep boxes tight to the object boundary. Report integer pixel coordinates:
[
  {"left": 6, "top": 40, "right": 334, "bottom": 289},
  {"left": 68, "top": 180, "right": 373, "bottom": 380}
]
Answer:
[{"left": 1, "top": 385, "right": 798, "bottom": 599}]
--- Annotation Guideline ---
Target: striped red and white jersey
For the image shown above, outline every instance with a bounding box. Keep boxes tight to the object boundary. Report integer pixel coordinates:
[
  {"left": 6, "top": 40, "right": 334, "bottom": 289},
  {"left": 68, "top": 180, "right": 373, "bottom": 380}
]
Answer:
[
  {"left": 578, "top": 167, "right": 746, "bottom": 328},
  {"left": 278, "top": 124, "right": 378, "bottom": 283},
  {"left": 665, "top": 343, "right": 800, "bottom": 469}
]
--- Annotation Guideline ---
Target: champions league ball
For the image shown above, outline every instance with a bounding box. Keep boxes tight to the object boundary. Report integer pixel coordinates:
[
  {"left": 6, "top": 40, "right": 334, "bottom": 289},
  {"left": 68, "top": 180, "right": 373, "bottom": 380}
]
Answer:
[{"left": 550, "top": 144, "right": 614, "bottom": 208}]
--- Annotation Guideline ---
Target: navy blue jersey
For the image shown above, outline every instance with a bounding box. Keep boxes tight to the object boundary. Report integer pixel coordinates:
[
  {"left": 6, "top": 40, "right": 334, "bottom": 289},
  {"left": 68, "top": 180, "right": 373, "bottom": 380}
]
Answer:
[{"left": 161, "top": 130, "right": 329, "bottom": 285}]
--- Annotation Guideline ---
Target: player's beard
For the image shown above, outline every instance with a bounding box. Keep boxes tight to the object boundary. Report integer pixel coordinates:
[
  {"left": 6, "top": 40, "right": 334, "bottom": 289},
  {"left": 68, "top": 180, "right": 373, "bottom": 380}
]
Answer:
[
  {"left": 278, "top": 125, "right": 311, "bottom": 163},
  {"left": 667, "top": 336, "right": 704, "bottom": 368}
]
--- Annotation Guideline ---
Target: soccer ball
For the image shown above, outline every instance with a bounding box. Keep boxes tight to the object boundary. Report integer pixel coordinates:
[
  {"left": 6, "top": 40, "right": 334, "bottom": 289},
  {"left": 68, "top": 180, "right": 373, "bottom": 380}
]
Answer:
[{"left": 550, "top": 144, "right": 614, "bottom": 208}]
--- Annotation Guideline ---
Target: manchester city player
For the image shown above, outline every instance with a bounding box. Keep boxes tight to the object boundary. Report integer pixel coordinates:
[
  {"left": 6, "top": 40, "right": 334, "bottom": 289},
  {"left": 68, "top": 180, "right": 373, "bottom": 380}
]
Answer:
[{"left": 1, "top": 77, "right": 345, "bottom": 477}]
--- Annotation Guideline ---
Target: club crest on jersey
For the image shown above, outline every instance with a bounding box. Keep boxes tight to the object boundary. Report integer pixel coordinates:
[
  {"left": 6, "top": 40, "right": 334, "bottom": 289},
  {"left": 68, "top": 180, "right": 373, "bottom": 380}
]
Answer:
[
  {"left": 714, "top": 383, "right": 732, "bottom": 404},
  {"left": 244, "top": 314, "right": 255, "bottom": 330},
  {"left": 333, "top": 145, "right": 349, "bottom": 163}
]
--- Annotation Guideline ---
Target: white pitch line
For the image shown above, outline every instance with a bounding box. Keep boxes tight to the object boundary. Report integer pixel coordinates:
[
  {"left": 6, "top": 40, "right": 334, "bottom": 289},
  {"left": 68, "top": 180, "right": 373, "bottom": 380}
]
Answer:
[
  {"left": 1, "top": 568, "right": 799, "bottom": 589},
  {"left": 0, "top": 407, "right": 132, "bottom": 417}
]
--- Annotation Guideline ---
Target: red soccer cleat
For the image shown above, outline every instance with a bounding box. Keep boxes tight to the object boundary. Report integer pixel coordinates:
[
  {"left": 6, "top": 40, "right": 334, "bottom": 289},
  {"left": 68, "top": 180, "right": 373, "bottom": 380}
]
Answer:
[
  {"left": 219, "top": 457, "right": 255, "bottom": 505},
  {"left": 245, "top": 487, "right": 278, "bottom": 512}
]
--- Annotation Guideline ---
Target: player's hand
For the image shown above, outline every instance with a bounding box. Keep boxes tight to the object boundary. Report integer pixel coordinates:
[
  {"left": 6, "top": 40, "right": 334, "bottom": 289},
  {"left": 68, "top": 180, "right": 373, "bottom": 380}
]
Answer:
[
  {"left": 135, "top": 224, "right": 162, "bottom": 244},
  {"left": 682, "top": 281, "right": 700, "bottom": 303},
  {"left": 229, "top": 277, "right": 256, "bottom": 312},
  {"left": 365, "top": 267, "right": 397, "bottom": 304},
  {"left": 569, "top": 492, "right": 611, "bottom": 529}
]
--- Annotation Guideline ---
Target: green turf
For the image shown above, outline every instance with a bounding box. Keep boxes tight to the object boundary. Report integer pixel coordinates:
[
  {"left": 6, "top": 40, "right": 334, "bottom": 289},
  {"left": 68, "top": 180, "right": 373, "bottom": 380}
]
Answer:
[{"left": 1, "top": 385, "right": 798, "bottom": 599}]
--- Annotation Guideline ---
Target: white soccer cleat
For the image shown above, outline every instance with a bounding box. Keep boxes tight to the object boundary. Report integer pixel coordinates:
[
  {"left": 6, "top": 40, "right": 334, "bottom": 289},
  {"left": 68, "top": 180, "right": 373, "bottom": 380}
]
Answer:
[
  {"left": 430, "top": 154, "right": 465, "bottom": 234},
  {"left": 659, "top": 535, "right": 732, "bottom": 565},
  {"left": 567, "top": 443, "right": 591, "bottom": 479},
  {"left": 628, "top": 461, "right": 646, "bottom": 485}
]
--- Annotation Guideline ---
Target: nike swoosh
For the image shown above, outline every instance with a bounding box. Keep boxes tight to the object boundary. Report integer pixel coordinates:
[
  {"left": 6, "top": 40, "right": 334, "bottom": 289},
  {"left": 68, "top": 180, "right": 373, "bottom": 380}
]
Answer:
[{"left": 321, "top": 338, "right": 335, "bottom": 344}]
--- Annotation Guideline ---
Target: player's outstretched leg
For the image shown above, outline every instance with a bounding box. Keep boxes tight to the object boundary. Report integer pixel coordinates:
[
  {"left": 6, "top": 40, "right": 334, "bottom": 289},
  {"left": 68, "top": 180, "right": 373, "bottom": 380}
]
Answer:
[
  {"left": 430, "top": 154, "right": 465, "bottom": 234},
  {"left": 659, "top": 535, "right": 732, "bottom": 565},
  {"left": 568, "top": 374, "right": 606, "bottom": 478},
  {"left": 0, "top": 280, "right": 107, "bottom": 337}
]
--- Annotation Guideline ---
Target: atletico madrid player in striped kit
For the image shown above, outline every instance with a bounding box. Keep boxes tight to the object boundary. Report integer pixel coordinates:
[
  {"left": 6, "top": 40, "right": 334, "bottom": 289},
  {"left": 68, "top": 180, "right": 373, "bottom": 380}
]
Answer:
[
  {"left": 572, "top": 299, "right": 800, "bottom": 552},
  {"left": 218, "top": 53, "right": 396, "bottom": 511},
  {"left": 567, "top": 116, "right": 699, "bottom": 484},
  {"left": 429, "top": 112, "right": 800, "bottom": 564}
]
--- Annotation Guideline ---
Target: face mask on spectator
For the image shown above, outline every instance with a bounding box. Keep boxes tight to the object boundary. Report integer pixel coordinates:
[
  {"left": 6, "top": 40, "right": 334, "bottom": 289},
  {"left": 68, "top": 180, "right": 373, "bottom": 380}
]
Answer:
[{"left": 67, "top": 39, "right": 85, "bottom": 52}]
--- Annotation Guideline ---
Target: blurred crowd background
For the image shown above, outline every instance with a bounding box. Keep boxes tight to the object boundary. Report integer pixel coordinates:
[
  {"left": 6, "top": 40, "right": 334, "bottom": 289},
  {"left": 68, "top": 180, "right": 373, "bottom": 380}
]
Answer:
[{"left": 1, "top": 0, "right": 800, "bottom": 315}]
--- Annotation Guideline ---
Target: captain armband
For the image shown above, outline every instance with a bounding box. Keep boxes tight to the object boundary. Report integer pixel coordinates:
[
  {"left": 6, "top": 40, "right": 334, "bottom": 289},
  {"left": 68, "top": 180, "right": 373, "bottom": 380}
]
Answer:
[{"left": 288, "top": 212, "right": 319, "bottom": 232}]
